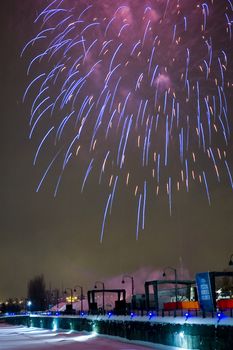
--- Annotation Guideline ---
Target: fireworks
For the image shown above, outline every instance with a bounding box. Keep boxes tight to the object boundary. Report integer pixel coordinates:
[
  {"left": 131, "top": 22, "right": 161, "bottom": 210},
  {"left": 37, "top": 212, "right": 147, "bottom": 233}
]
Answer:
[{"left": 22, "top": 0, "right": 233, "bottom": 240}]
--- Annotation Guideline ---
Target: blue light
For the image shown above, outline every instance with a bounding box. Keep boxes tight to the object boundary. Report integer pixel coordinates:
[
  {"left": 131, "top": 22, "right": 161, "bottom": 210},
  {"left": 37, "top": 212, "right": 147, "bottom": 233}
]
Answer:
[
  {"left": 81, "top": 311, "right": 85, "bottom": 316},
  {"left": 217, "top": 311, "right": 225, "bottom": 322},
  {"left": 108, "top": 312, "right": 112, "bottom": 318},
  {"left": 148, "top": 311, "right": 154, "bottom": 319},
  {"left": 130, "top": 312, "right": 135, "bottom": 318}
]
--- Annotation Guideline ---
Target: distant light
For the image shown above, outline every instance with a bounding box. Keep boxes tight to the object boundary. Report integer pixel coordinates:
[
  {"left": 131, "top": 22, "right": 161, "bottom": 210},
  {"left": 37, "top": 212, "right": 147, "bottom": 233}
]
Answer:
[
  {"left": 81, "top": 311, "right": 85, "bottom": 316},
  {"left": 27, "top": 301, "right": 32, "bottom": 306},
  {"left": 179, "top": 331, "right": 184, "bottom": 338},
  {"left": 108, "top": 312, "right": 112, "bottom": 318},
  {"left": 92, "top": 323, "right": 98, "bottom": 333},
  {"left": 130, "top": 312, "right": 135, "bottom": 318}
]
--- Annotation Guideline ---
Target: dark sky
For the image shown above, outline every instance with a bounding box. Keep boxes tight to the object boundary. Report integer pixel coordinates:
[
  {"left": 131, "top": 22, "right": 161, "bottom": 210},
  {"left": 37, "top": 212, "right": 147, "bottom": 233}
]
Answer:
[{"left": 1, "top": 0, "right": 233, "bottom": 300}]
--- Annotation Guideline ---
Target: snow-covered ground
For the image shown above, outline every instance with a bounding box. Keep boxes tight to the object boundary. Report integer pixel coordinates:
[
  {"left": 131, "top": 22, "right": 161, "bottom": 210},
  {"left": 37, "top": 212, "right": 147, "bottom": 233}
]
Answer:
[{"left": 0, "top": 324, "right": 191, "bottom": 350}]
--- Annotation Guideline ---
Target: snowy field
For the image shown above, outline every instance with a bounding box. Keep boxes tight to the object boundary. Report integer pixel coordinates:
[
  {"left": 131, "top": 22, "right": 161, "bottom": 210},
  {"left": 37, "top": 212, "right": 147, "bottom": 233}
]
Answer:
[{"left": 0, "top": 324, "right": 187, "bottom": 350}]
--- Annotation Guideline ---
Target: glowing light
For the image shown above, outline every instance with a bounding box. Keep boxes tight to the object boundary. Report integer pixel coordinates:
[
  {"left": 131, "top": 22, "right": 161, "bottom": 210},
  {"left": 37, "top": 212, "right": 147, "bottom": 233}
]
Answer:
[
  {"left": 179, "top": 331, "right": 185, "bottom": 338},
  {"left": 72, "top": 332, "right": 97, "bottom": 342},
  {"left": 52, "top": 320, "right": 57, "bottom": 332},
  {"left": 66, "top": 296, "right": 77, "bottom": 303}
]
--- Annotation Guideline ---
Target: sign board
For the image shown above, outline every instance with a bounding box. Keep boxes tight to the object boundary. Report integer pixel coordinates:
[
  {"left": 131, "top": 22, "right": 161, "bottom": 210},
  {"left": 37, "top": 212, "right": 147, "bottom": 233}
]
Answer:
[{"left": 196, "top": 272, "right": 215, "bottom": 312}]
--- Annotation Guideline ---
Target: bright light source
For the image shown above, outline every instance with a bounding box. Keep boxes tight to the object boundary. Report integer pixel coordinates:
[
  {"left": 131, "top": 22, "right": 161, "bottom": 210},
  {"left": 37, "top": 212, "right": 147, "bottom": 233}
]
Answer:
[
  {"left": 179, "top": 331, "right": 184, "bottom": 338},
  {"left": 52, "top": 321, "right": 57, "bottom": 332},
  {"left": 217, "top": 312, "right": 224, "bottom": 321}
]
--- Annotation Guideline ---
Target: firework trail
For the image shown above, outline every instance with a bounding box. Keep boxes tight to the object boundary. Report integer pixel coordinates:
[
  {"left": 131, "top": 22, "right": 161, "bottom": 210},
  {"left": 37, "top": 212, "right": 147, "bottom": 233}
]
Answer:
[{"left": 22, "top": 0, "right": 233, "bottom": 240}]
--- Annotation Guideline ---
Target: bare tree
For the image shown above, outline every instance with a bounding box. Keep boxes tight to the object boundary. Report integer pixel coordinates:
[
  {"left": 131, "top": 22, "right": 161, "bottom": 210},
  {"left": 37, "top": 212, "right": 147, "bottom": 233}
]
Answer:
[{"left": 27, "top": 275, "right": 47, "bottom": 311}]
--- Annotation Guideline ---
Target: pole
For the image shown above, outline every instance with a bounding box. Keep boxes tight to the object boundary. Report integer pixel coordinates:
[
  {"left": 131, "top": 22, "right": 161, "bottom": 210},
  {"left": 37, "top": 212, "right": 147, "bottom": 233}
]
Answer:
[
  {"left": 122, "top": 275, "right": 135, "bottom": 297},
  {"left": 175, "top": 268, "right": 177, "bottom": 316},
  {"left": 163, "top": 267, "right": 178, "bottom": 316},
  {"left": 103, "top": 284, "right": 105, "bottom": 314},
  {"left": 131, "top": 277, "right": 134, "bottom": 297},
  {"left": 56, "top": 290, "right": 59, "bottom": 312},
  {"left": 74, "top": 285, "right": 84, "bottom": 313},
  {"left": 81, "top": 287, "right": 83, "bottom": 313},
  {"left": 94, "top": 281, "right": 105, "bottom": 314},
  {"left": 71, "top": 289, "right": 73, "bottom": 310}
]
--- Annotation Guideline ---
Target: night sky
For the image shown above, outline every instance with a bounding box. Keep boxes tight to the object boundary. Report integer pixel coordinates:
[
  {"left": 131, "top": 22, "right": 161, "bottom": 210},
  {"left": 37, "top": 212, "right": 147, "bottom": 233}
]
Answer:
[{"left": 1, "top": 0, "right": 233, "bottom": 300}]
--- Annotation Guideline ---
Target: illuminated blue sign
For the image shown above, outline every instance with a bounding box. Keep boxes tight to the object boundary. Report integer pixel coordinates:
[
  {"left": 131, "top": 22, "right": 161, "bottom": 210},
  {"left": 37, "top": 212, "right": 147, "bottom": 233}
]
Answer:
[{"left": 196, "top": 272, "right": 215, "bottom": 312}]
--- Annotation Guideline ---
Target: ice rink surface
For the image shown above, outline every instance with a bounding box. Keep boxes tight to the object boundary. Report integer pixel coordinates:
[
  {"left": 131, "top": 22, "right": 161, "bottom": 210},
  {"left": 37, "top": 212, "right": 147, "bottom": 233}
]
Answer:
[{"left": 0, "top": 324, "right": 185, "bottom": 350}]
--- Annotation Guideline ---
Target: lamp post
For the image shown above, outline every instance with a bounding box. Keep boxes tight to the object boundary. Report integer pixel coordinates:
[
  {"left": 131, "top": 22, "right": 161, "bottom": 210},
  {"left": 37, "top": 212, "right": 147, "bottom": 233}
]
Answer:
[
  {"left": 74, "top": 285, "right": 84, "bottom": 313},
  {"left": 228, "top": 254, "right": 233, "bottom": 266},
  {"left": 25, "top": 299, "right": 31, "bottom": 313},
  {"left": 121, "top": 275, "right": 135, "bottom": 297},
  {"left": 64, "top": 288, "right": 74, "bottom": 310},
  {"left": 94, "top": 281, "right": 105, "bottom": 314},
  {"left": 27, "top": 300, "right": 32, "bottom": 313},
  {"left": 52, "top": 289, "right": 59, "bottom": 311},
  {"left": 25, "top": 299, "right": 27, "bottom": 313},
  {"left": 163, "top": 266, "right": 178, "bottom": 314}
]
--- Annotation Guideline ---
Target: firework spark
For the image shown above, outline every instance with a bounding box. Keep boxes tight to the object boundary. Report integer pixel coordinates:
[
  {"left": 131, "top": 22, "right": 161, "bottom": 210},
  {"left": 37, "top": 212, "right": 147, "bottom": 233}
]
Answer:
[{"left": 22, "top": 0, "right": 233, "bottom": 240}]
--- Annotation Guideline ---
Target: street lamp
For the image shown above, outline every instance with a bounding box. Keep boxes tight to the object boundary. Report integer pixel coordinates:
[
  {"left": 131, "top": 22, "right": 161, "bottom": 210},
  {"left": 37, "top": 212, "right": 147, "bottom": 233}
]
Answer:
[
  {"left": 228, "top": 254, "right": 233, "bottom": 266},
  {"left": 74, "top": 285, "right": 84, "bottom": 313},
  {"left": 163, "top": 266, "right": 178, "bottom": 313},
  {"left": 51, "top": 289, "right": 59, "bottom": 311},
  {"left": 121, "top": 275, "right": 135, "bottom": 296},
  {"left": 64, "top": 288, "right": 74, "bottom": 310},
  {"left": 94, "top": 281, "right": 105, "bottom": 314},
  {"left": 26, "top": 300, "right": 32, "bottom": 313}
]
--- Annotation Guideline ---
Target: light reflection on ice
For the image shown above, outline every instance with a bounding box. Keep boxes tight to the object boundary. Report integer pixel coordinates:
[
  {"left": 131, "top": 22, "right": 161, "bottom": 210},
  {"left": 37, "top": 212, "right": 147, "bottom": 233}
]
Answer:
[{"left": 72, "top": 331, "right": 97, "bottom": 342}]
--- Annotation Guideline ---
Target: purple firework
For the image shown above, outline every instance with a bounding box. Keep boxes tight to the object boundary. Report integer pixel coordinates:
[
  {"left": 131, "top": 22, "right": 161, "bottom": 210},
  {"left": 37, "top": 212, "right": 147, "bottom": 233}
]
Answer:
[{"left": 22, "top": 0, "right": 233, "bottom": 240}]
